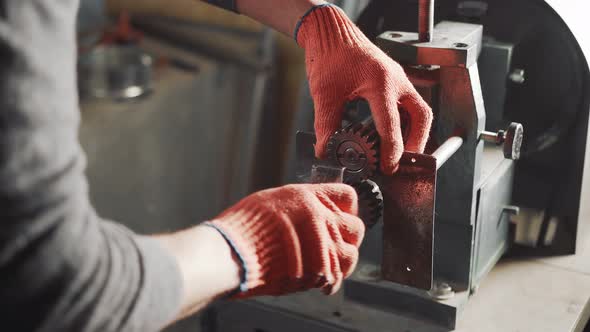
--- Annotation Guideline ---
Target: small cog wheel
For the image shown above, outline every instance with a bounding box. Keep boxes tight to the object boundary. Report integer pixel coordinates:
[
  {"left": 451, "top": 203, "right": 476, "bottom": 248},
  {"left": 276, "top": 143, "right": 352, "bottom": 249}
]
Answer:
[
  {"left": 352, "top": 179, "right": 383, "bottom": 228},
  {"left": 325, "top": 122, "right": 379, "bottom": 184}
]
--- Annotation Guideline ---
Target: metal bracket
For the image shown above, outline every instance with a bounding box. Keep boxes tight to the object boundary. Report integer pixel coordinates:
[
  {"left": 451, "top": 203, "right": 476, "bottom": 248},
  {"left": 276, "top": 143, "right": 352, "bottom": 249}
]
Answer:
[
  {"left": 376, "top": 21, "right": 483, "bottom": 67},
  {"left": 380, "top": 152, "right": 437, "bottom": 290}
]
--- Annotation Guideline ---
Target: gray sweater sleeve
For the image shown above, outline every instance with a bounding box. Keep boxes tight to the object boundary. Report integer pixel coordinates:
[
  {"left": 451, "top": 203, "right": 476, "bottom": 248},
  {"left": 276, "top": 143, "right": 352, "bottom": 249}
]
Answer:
[{"left": 0, "top": 1, "right": 183, "bottom": 331}]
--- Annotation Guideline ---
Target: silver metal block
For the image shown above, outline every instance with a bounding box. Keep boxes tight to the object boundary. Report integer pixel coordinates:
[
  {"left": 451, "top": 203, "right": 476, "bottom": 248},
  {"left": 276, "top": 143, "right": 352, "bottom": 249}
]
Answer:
[{"left": 376, "top": 21, "right": 483, "bottom": 67}]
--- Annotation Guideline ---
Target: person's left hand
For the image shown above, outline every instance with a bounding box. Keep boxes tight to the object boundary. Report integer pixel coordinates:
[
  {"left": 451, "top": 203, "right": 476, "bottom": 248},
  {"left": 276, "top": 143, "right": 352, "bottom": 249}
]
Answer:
[
  {"left": 296, "top": 4, "right": 433, "bottom": 175},
  {"left": 205, "top": 183, "right": 364, "bottom": 297}
]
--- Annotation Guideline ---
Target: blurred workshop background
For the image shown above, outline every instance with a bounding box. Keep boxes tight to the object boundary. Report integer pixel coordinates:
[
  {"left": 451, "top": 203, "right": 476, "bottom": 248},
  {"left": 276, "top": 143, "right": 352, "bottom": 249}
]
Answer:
[
  {"left": 76, "top": 0, "right": 369, "bottom": 225},
  {"left": 75, "top": 1, "right": 590, "bottom": 332},
  {"left": 76, "top": 0, "right": 370, "bottom": 241}
]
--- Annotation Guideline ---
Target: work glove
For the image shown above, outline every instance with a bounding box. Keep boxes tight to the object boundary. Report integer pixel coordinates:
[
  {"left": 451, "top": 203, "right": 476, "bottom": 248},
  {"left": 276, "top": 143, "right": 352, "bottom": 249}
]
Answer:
[
  {"left": 296, "top": 4, "right": 433, "bottom": 174},
  {"left": 205, "top": 183, "right": 365, "bottom": 297}
]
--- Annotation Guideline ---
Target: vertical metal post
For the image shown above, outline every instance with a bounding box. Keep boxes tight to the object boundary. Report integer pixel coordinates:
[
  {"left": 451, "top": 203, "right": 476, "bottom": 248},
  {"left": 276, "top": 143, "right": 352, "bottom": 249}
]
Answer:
[{"left": 418, "top": 0, "right": 434, "bottom": 42}]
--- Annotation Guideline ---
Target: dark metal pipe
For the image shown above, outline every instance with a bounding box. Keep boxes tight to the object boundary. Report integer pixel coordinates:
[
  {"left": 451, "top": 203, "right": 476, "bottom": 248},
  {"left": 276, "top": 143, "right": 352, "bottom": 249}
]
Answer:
[
  {"left": 418, "top": 0, "right": 434, "bottom": 42},
  {"left": 432, "top": 136, "right": 463, "bottom": 170}
]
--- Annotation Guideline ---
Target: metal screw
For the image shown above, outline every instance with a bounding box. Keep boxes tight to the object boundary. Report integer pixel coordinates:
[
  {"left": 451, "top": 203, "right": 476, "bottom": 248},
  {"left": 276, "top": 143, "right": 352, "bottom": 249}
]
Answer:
[
  {"left": 429, "top": 281, "right": 455, "bottom": 300},
  {"left": 480, "top": 122, "right": 524, "bottom": 160},
  {"left": 509, "top": 68, "right": 526, "bottom": 84}
]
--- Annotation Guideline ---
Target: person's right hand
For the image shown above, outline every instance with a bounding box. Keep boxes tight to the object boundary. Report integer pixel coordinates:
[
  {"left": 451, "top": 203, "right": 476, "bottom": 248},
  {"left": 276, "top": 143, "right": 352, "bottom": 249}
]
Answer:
[{"left": 205, "top": 183, "right": 365, "bottom": 297}]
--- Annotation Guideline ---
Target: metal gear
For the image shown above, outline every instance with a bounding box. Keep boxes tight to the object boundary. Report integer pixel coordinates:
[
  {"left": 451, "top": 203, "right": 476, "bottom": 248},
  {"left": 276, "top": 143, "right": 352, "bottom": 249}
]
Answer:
[
  {"left": 352, "top": 179, "right": 384, "bottom": 228},
  {"left": 325, "top": 122, "right": 379, "bottom": 184}
]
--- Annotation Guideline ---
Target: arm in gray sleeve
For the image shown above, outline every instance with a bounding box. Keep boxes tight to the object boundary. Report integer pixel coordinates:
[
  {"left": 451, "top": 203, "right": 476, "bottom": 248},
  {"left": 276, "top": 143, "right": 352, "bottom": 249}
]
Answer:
[{"left": 0, "top": 1, "right": 183, "bottom": 331}]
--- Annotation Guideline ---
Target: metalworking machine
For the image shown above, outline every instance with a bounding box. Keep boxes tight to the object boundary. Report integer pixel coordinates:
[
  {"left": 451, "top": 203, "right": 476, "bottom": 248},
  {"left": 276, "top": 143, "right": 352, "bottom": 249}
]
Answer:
[
  {"left": 292, "top": 0, "right": 526, "bottom": 325},
  {"left": 213, "top": 0, "right": 590, "bottom": 330}
]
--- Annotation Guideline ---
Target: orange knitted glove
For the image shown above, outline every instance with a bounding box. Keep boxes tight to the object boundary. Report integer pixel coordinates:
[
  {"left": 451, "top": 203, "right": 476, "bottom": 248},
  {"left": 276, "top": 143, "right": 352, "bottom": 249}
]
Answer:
[
  {"left": 205, "top": 183, "right": 364, "bottom": 297},
  {"left": 296, "top": 4, "right": 433, "bottom": 174}
]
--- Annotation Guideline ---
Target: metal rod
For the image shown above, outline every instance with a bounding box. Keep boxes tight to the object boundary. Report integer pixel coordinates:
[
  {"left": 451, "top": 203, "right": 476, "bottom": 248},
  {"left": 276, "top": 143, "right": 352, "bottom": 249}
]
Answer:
[
  {"left": 480, "top": 130, "right": 505, "bottom": 145},
  {"left": 418, "top": 0, "right": 435, "bottom": 42},
  {"left": 432, "top": 136, "right": 463, "bottom": 170}
]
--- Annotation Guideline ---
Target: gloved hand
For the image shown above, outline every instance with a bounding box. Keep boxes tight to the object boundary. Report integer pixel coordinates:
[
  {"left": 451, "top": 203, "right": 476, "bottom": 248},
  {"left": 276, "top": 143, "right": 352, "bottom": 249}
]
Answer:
[
  {"left": 205, "top": 183, "right": 364, "bottom": 297},
  {"left": 296, "top": 4, "right": 433, "bottom": 174}
]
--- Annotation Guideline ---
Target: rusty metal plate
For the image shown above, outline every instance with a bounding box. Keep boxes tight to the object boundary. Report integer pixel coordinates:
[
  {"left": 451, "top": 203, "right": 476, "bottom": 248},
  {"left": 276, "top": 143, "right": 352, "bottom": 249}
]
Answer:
[{"left": 380, "top": 152, "right": 437, "bottom": 290}]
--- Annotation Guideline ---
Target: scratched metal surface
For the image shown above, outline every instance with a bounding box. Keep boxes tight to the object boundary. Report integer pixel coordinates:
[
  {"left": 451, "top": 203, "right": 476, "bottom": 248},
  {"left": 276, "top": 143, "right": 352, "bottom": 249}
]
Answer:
[{"left": 380, "top": 152, "right": 437, "bottom": 290}]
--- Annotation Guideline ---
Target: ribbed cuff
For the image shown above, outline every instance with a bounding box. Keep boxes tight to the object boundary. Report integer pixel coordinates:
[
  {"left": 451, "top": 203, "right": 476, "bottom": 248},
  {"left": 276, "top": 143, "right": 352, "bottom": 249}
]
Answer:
[
  {"left": 202, "top": 222, "right": 248, "bottom": 293},
  {"left": 293, "top": 4, "right": 335, "bottom": 43},
  {"left": 295, "top": 4, "right": 368, "bottom": 50},
  {"left": 205, "top": 203, "right": 295, "bottom": 295}
]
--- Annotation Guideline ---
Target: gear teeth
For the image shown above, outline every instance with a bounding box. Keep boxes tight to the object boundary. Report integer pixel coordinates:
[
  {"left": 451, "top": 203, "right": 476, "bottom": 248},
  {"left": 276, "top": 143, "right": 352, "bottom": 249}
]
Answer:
[
  {"left": 365, "top": 132, "right": 378, "bottom": 143},
  {"left": 324, "top": 120, "right": 380, "bottom": 184},
  {"left": 352, "top": 180, "right": 384, "bottom": 228},
  {"left": 359, "top": 125, "right": 374, "bottom": 137},
  {"left": 325, "top": 140, "right": 336, "bottom": 151}
]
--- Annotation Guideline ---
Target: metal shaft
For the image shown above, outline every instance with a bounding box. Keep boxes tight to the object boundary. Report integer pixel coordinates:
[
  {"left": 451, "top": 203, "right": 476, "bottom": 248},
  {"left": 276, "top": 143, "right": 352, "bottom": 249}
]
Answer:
[
  {"left": 432, "top": 136, "right": 463, "bottom": 170},
  {"left": 480, "top": 130, "right": 505, "bottom": 145},
  {"left": 418, "top": 0, "right": 435, "bottom": 42}
]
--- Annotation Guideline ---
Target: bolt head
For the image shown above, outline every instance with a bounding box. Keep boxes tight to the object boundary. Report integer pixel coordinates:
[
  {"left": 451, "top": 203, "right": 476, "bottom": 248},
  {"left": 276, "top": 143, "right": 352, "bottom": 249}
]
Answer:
[
  {"left": 428, "top": 281, "right": 455, "bottom": 300},
  {"left": 509, "top": 68, "right": 526, "bottom": 84},
  {"left": 504, "top": 122, "right": 524, "bottom": 160}
]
